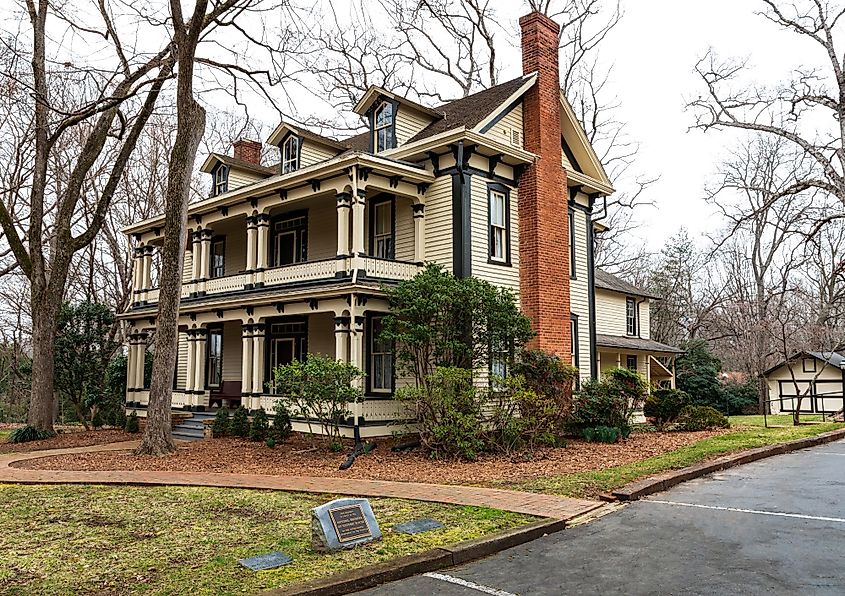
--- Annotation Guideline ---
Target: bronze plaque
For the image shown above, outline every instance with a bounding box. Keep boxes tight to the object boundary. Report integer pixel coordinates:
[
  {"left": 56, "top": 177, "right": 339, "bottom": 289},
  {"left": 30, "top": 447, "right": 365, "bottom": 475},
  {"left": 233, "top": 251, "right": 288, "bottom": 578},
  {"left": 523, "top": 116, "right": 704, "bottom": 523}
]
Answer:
[{"left": 328, "top": 504, "right": 372, "bottom": 543}]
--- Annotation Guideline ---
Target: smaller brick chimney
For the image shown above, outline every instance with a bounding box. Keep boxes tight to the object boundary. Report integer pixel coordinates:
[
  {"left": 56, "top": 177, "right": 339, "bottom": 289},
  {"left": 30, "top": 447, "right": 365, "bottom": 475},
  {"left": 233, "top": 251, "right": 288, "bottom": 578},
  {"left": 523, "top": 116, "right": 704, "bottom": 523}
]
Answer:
[{"left": 233, "top": 138, "right": 262, "bottom": 165}]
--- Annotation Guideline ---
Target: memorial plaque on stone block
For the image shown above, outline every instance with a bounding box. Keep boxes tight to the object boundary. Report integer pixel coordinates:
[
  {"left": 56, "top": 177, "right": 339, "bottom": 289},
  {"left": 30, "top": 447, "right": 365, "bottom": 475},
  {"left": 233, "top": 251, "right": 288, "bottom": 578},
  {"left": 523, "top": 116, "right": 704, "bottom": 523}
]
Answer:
[{"left": 311, "top": 498, "right": 382, "bottom": 552}]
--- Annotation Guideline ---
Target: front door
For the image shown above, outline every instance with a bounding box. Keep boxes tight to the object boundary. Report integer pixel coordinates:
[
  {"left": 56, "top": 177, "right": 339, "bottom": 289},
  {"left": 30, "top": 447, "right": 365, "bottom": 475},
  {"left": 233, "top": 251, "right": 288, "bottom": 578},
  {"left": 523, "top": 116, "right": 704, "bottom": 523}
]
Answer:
[{"left": 272, "top": 337, "right": 297, "bottom": 369}]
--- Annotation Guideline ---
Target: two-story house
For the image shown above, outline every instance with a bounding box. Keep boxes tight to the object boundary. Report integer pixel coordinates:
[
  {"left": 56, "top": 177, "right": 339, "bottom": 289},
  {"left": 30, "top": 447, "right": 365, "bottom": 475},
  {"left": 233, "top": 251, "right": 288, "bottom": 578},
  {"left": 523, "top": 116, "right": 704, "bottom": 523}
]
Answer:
[{"left": 121, "top": 11, "right": 679, "bottom": 438}]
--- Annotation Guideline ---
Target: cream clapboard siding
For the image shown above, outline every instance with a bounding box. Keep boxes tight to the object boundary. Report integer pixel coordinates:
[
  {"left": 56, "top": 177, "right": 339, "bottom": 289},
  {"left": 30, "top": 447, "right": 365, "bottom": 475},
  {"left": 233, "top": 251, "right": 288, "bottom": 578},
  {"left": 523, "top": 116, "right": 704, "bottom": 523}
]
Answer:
[
  {"left": 175, "top": 331, "right": 188, "bottom": 390},
  {"left": 598, "top": 350, "right": 649, "bottom": 379},
  {"left": 422, "top": 174, "right": 452, "bottom": 270},
  {"left": 211, "top": 217, "right": 247, "bottom": 276},
  {"left": 394, "top": 196, "right": 415, "bottom": 261},
  {"left": 182, "top": 250, "right": 193, "bottom": 283},
  {"left": 766, "top": 360, "right": 844, "bottom": 414},
  {"left": 308, "top": 312, "right": 335, "bottom": 357},
  {"left": 640, "top": 301, "right": 651, "bottom": 340},
  {"left": 483, "top": 102, "right": 524, "bottom": 149},
  {"left": 228, "top": 168, "right": 264, "bottom": 191},
  {"left": 395, "top": 108, "right": 434, "bottom": 146},
  {"left": 221, "top": 321, "right": 242, "bottom": 382},
  {"left": 595, "top": 289, "right": 630, "bottom": 337},
  {"left": 569, "top": 205, "right": 591, "bottom": 380},
  {"left": 300, "top": 143, "right": 338, "bottom": 168},
  {"left": 304, "top": 197, "right": 336, "bottom": 261},
  {"left": 469, "top": 177, "right": 519, "bottom": 298}
]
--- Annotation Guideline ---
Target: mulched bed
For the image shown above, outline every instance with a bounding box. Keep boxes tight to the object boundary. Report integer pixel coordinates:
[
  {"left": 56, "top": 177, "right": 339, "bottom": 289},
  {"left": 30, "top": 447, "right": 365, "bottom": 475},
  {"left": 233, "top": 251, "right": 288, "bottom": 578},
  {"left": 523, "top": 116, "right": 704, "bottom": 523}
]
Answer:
[
  {"left": 14, "top": 429, "right": 729, "bottom": 485},
  {"left": 0, "top": 429, "right": 135, "bottom": 454}
]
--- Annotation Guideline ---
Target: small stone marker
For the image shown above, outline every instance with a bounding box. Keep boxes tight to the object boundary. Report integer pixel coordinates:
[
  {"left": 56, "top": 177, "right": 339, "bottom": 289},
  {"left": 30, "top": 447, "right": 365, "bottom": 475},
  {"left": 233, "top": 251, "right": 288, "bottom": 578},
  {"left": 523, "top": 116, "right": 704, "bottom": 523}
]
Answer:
[
  {"left": 393, "top": 517, "right": 445, "bottom": 535},
  {"left": 238, "top": 551, "right": 293, "bottom": 571},
  {"left": 311, "top": 498, "right": 381, "bottom": 552}
]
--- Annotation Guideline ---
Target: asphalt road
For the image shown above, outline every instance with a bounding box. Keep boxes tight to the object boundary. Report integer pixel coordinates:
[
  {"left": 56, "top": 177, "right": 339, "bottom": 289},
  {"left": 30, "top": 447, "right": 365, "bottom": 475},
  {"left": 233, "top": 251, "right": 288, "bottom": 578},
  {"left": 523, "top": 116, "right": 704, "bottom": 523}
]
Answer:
[{"left": 358, "top": 439, "right": 845, "bottom": 595}]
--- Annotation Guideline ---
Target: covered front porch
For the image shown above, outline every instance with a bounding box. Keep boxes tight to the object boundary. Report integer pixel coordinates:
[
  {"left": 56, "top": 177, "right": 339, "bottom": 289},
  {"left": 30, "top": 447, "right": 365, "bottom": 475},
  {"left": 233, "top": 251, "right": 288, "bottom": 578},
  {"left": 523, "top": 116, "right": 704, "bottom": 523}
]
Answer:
[
  {"left": 125, "top": 293, "right": 412, "bottom": 437},
  {"left": 596, "top": 334, "right": 682, "bottom": 390}
]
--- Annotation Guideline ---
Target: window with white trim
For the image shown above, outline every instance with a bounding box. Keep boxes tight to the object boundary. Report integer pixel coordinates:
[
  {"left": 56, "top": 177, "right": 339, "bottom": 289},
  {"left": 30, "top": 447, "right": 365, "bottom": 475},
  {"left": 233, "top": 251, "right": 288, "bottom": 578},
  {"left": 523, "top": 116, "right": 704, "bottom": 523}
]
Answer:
[
  {"left": 210, "top": 238, "right": 225, "bottom": 278},
  {"left": 370, "top": 316, "right": 393, "bottom": 393},
  {"left": 213, "top": 165, "right": 229, "bottom": 196},
  {"left": 626, "top": 297, "right": 637, "bottom": 336},
  {"left": 489, "top": 189, "right": 508, "bottom": 262},
  {"left": 207, "top": 328, "right": 223, "bottom": 388},
  {"left": 374, "top": 102, "right": 394, "bottom": 152},
  {"left": 282, "top": 136, "right": 299, "bottom": 174},
  {"left": 372, "top": 200, "right": 394, "bottom": 259},
  {"left": 626, "top": 354, "right": 638, "bottom": 371}
]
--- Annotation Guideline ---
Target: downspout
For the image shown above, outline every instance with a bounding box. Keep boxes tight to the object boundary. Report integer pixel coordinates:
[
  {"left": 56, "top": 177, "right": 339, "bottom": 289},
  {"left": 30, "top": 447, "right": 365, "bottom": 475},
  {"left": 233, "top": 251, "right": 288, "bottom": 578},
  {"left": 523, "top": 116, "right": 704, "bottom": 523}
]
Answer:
[{"left": 586, "top": 193, "right": 601, "bottom": 379}]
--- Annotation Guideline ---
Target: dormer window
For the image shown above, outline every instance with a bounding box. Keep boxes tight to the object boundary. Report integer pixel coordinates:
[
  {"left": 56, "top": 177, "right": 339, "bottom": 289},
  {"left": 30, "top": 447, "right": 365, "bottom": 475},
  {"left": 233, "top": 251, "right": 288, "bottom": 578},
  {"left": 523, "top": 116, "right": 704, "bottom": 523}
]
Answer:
[
  {"left": 282, "top": 135, "right": 299, "bottom": 174},
  {"left": 213, "top": 164, "right": 229, "bottom": 196},
  {"left": 374, "top": 101, "right": 394, "bottom": 152}
]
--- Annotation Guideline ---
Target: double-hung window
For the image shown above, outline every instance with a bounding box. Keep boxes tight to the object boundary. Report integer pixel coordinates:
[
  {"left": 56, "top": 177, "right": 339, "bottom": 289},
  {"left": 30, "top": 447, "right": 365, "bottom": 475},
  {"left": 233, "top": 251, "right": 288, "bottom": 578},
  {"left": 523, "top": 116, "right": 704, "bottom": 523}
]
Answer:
[
  {"left": 370, "top": 316, "right": 393, "bottom": 393},
  {"left": 206, "top": 328, "right": 223, "bottom": 389},
  {"left": 210, "top": 238, "right": 225, "bottom": 278},
  {"left": 626, "top": 297, "right": 637, "bottom": 336},
  {"left": 489, "top": 188, "right": 508, "bottom": 263},
  {"left": 626, "top": 355, "right": 638, "bottom": 371},
  {"left": 282, "top": 136, "right": 299, "bottom": 174},
  {"left": 371, "top": 200, "right": 394, "bottom": 259},
  {"left": 213, "top": 165, "right": 229, "bottom": 196},
  {"left": 374, "top": 102, "right": 394, "bottom": 152}
]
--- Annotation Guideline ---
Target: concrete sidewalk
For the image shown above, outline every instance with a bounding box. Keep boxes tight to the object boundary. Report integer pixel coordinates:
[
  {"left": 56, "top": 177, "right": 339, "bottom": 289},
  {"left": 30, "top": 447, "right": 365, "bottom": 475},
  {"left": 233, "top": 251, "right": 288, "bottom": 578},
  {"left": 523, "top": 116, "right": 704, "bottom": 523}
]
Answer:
[{"left": 0, "top": 441, "right": 602, "bottom": 520}]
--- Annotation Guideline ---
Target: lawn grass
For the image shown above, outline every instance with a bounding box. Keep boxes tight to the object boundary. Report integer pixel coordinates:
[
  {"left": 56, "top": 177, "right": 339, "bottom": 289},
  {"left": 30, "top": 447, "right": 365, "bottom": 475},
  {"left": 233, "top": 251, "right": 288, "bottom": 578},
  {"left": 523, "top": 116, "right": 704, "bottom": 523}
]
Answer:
[
  {"left": 0, "top": 484, "right": 534, "bottom": 595},
  {"left": 510, "top": 422, "right": 844, "bottom": 499},
  {"left": 729, "top": 413, "right": 827, "bottom": 427}
]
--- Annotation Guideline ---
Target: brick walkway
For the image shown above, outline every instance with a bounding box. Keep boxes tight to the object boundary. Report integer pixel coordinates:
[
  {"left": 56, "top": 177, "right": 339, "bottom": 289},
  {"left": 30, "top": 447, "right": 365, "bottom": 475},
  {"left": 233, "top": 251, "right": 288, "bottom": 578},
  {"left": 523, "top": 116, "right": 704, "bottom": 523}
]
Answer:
[{"left": 0, "top": 442, "right": 602, "bottom": 520}]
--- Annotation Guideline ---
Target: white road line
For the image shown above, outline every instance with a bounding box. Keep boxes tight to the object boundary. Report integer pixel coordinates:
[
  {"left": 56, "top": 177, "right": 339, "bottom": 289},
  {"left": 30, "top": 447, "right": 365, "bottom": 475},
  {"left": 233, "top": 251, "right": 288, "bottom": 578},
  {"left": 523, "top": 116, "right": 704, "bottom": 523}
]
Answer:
[
  {"left": 423, "top": 572, "right": 518, "bottom": 596},
  {"left": 648, "top": 499, "right": 845, "bottom": 524}
]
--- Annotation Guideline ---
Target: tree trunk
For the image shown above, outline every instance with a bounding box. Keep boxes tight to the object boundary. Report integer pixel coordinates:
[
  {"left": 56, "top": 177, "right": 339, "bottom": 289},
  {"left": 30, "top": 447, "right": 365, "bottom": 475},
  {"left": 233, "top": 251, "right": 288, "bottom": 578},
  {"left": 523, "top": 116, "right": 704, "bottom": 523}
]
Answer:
[{"left": 27, "top": 286, "right": 62, "bottom": 432}]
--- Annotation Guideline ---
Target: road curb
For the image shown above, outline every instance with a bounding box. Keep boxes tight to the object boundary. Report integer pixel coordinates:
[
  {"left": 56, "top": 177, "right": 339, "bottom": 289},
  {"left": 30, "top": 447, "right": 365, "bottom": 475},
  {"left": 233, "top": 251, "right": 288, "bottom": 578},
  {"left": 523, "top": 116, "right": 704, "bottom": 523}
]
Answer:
[
  {"left": 262, "top": 518, "right": 567, "bottom": 596},
  {"left": 612, "top": 427, "right": 845, "bottom": 501}
]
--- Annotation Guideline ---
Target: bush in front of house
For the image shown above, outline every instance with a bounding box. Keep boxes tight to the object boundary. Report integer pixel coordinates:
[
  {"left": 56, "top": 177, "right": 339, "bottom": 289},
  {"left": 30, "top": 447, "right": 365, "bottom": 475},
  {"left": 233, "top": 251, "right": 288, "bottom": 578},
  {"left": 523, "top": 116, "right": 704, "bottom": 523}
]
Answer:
[
  {"left": 569, "top": 368, "right": 647, "bottom": 438},
  {"left": 231, "top": 406, "right": 250, "bottom": 438},
  {"left": 512, "top": 349, "right": 578, "bottom": 423},
  {"left": 676, "top": 405, "right": 730, "bottom": 431},
  {"left": 273, "top": 354, "right": 362, "bottom": 444},
  {"left": 396, "top": 366, "right": 485, "bottom": 461},
  {"left": 270, "top": 405, "right": 292, "bottom": 443},
  {"left": 124, "top": 411, "right": 139, "bottom": 433},
  {"left": 250, "top": 408, "right": 269, "bottom": 442},
  {"left": 581, "top": 425, "right": 621, "bottom": 443},
  {"left": 488, "top": 373, "right": 568, "bottom": 453},
  {"left": 721, "top": 378, "right": 759, "bottom": 415},
  {"left": 212, "top": 408, "right": 230, "bottom": 438},
  {"left": 644, "top": 388, "right": 691, "bottom": 427}
]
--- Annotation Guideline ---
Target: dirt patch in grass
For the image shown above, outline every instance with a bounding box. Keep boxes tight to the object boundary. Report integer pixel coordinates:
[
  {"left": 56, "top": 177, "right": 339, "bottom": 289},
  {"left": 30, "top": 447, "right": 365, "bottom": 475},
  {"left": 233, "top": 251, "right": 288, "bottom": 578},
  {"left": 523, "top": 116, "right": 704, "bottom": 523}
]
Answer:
[
  {"left": 0, "top": 484, "right": 533, "bottom": 595},
  {"left": 0, "top": 429, "right": 134, "bottom": 454},
  {"left": 14, "top": 429, "right": 728, "bottom": 485}
]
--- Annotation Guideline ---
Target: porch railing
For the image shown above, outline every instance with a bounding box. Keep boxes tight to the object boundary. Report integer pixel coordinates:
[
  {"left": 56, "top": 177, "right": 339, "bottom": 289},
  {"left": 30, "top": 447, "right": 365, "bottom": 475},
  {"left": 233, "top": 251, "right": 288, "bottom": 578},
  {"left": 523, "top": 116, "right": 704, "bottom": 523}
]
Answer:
[
  {"left": 363, "top": 257, "right": 421, "bottom": 280},
  {"left": 206, "top": 272, "right": 251, "bottom": 293},
  {"left": 264, "top": 259, "right": 337, "bottom": 287}
]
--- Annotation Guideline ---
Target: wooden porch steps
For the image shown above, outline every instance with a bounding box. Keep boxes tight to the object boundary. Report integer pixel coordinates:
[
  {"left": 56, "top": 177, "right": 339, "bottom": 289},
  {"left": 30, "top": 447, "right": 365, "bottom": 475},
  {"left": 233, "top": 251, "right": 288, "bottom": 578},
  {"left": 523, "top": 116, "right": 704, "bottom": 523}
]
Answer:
[{"left": 172, "top": 411, "right": 215, "bottom": 442}]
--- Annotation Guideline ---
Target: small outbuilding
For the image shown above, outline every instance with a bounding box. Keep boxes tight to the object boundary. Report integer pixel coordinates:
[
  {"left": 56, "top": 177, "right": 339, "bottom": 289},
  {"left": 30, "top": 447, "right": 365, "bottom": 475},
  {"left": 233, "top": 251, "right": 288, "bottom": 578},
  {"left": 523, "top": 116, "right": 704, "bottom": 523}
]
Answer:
[{"left": 762, "top": 351, "right": 845, "bottom": 415}]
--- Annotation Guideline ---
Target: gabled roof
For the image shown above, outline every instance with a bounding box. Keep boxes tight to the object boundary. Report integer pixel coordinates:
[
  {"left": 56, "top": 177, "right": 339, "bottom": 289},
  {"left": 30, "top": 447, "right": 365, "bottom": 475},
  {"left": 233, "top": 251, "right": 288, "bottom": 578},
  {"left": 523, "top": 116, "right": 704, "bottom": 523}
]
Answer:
[
  {"left": 762, "top": 351, "right": 845, "bottom": 376},
  {"left": 266, "top": 122, "right": 347, "bottom": 152},
  {"left": 353, "top": 85, "right": 443, "bottom": 118},
  {"left": 595, "top": 268, "right": 660, "bottom": 300},
  {"left": 560, "top": 91, "right": 613, "bottom": 194},
  {"left": 407, "top": 76, "right": 533, "bottom": 143},
  {"left": 199, "top": 153, "right": 276, "bottom": 176}
]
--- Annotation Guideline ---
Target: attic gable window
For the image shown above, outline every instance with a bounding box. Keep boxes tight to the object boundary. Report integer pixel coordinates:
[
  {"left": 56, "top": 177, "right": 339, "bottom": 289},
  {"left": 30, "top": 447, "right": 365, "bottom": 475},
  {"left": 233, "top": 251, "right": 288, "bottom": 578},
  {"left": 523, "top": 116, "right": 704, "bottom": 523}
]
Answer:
[
  {"left": 213, "top": 164, "right": 229, "bottom": 196},
  {"left": 282, "top": 135, "right": 300, "bottom": 174},
  {"left": 374, "top": 101, "right": 395, "bottom": 152}
]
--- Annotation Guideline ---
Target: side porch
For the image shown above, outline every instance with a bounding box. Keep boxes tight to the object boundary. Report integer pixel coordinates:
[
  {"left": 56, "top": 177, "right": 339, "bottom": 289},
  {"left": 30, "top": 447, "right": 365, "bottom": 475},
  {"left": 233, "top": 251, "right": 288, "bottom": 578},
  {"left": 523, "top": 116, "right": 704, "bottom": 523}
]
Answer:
[{"left": 596, "top": 334, "right": 682, "bottom": 389}]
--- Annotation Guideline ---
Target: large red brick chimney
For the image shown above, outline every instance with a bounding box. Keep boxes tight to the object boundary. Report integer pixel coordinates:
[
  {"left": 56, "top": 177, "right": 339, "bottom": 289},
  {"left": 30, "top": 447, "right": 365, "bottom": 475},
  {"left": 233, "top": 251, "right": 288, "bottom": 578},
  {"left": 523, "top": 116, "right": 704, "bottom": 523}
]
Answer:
[
  {"left": 519, "top": 11, "right": 571, "bottom": 360},
  {"left": 233, "top": 138, "right": 262, "bottom": 165}
]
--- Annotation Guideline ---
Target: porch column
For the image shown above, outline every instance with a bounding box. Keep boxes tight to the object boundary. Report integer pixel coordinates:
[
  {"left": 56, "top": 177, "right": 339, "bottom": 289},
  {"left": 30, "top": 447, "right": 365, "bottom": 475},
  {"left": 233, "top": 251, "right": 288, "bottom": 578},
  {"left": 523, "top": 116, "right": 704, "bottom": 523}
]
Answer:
[
  {"left": 334, "top": 316, "right": 350, "bottom": 362},
  {"left": 616, "top": 352, "right": 621, "bottom": 368},
  {"left": 126, "top": 334, "right": 138, "bottom": 396},
  {"left": 255, "top": 214, "right": 270, "bottom": 287},
  {"left": 241, "top": 324, "right": 253, "bottom": 404},
  {"left": 646, "top": 354, "right": 652, "bottom": 388},
  {"left": 190, "top": 230, "right": 202, "bottom": 295},
  {"left": 134, "top": 333, "right": 147, "bottom": 393},
  {"left": 246, "top": 216, "right": 258, "bottom": 282},
  {"left": 350, "top": 315, "right": 365, "bottom": 376},
  {"left": 141, "top": 246, "right": 153, "bottom": 301},
  {"left": 131, "top": 248, "right": 143, "bottom": 304},
  {"left": 351, "top": 189, "right": 366, "bottom": 258},
  {"left": 596, "top": 352, "right": 602, "bottom": 378},
  {"left": 336, "top": 192, "right": 352, "bottom": 274},
  {"left": 412, "top": 204, "right": 425, "bottom": 263},
  {"left": 671, "top": 356, "right": 676, "bottom": 389},
  {"left": 185, "top": 330, "right": 196, "bottom": 394},
  {"left": 251, "top": 323, "right": 266, "bottom": 410},
  {"left": 198, "top": 229, "right": 213, "bottom": 295},
  {"left": 193, "top": 328, "right": 208, "bottom": 408}
]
